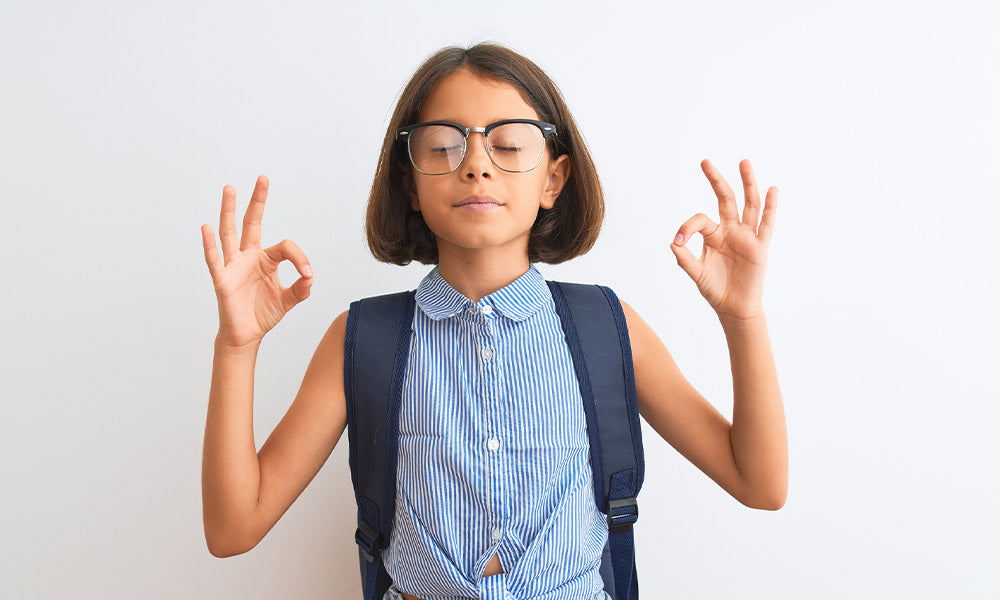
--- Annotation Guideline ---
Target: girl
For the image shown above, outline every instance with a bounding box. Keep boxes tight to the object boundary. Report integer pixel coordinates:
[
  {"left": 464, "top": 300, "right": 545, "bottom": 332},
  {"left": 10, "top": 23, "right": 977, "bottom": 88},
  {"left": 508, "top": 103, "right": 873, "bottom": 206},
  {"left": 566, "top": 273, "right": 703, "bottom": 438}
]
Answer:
[{"left": 200, "top": 43, "right": 787, "bottom": 600}]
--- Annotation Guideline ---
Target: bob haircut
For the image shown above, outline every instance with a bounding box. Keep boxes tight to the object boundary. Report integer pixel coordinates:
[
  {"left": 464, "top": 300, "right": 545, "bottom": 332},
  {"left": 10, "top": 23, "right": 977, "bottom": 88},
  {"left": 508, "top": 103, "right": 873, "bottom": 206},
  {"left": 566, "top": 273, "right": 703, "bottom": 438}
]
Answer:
[{"left": 366, "top": 43, "right": 604, "bottom": 265}]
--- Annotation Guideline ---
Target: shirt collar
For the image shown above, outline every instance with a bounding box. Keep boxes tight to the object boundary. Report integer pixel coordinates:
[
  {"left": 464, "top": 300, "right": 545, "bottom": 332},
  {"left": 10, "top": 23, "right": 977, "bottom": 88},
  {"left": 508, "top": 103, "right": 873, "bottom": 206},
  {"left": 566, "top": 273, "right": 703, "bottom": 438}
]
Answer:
[{"left": 415, "top": 264, "right": 550, "bottom": 322}]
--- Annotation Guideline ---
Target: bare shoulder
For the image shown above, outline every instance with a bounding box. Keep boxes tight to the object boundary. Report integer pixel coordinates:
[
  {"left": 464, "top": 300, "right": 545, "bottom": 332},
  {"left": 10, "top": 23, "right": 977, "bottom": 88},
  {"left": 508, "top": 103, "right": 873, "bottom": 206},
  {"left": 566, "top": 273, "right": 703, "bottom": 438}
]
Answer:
[
  {"left": 618, "top": 298, "right": 707, "bottom": 430},
  {"left": 290, "top": 308, "right": 350, "bottom": 429},
  {"left": 618, "top": 299, "right": 745, "bottom": 503},
  {"left": 619, "top": 298, "right": 688, "bottom": 399},
  {"left": 250, "top": 309, "right": 350, "bottom": 547}
]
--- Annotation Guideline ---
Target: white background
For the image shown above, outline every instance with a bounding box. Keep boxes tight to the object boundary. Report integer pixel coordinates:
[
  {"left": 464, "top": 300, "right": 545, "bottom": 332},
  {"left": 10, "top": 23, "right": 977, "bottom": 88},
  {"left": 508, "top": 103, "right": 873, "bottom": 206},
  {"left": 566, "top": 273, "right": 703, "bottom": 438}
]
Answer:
[{"left": 1, "top": 1, "right": 997, "bottom": 598}]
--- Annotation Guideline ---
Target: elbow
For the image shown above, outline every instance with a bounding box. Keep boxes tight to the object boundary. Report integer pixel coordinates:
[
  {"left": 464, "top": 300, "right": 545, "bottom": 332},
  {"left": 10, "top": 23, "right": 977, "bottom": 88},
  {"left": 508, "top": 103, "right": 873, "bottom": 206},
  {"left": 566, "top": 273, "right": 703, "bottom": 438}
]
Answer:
[
  {"left": 203, "top": 503, "right": 263, "bottom": 558},
  {"left": 204, "top": 524, "right": 259, "bottom": 558},
  {"left": 751, "top": 495, "right": 786, "bottom": 511},
  {"left": 736, "top": 474, "right": 787, "bottom": 510},
  {"left": 206, "top": 540, "right": 242, "bottom": 559},
  {"left": 206, "top": 535, "right": 255, "bottom": 558},
  {"left": 741, "top": 486, "right": 787, "bottom": 511}
]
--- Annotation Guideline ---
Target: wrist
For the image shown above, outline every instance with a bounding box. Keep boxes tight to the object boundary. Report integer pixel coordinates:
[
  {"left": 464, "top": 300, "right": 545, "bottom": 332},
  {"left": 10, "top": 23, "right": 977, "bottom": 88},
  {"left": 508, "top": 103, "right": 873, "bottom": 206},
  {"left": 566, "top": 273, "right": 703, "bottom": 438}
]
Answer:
[
  {"left": 214, "top": 335, "right": 262, "bottom": 357},
  {"left": 718, "top": 310, "right": 767, "bottom": 333}
]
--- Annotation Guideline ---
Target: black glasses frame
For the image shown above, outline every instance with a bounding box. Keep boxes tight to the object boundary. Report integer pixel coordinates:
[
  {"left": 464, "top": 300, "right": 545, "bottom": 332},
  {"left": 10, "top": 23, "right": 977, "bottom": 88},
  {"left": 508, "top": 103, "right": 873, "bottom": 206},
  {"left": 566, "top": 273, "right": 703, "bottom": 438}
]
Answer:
[{"left": 395, "top": 119, "right": 558, "bottom": 175}]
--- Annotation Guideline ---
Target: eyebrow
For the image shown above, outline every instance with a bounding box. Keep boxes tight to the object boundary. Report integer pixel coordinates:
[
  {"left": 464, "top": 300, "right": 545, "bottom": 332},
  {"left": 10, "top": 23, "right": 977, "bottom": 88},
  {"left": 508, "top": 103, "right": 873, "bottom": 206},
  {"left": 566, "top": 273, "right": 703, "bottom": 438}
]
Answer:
[{"left": 424, "top": 117, "right": 531, "bottom": 126}]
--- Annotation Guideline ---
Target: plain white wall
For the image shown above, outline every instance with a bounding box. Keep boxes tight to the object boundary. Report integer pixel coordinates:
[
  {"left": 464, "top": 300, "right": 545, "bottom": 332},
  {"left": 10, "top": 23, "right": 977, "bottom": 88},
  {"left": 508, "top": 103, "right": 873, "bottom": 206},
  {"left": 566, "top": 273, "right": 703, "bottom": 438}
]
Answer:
[{"left": 1, "top": 0, "right": 997, "bottom": 598}]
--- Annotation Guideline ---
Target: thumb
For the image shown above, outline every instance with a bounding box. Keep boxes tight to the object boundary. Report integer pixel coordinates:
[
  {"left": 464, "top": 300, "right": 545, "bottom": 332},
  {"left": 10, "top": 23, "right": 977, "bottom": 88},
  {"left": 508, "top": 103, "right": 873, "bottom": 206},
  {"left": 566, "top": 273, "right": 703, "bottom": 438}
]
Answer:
[
  {"left": 670, "top": 234, "right": 701, "bottom": 282},
  {"left": 280, "top": 275, "right": 314, "bottom": 312}
]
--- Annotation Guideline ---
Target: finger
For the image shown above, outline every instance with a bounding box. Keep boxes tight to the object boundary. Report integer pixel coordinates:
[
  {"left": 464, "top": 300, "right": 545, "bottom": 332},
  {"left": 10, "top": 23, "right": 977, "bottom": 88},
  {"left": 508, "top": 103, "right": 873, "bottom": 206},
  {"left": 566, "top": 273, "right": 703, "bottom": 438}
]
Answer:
[
  {"left": 673, "top": 212, "right": 720, "bottom": 248},
  {"left": 219, "top": 184, "right": 239, "bottom": 265},
  {"left": 201, "top": 224, "right": 223, "bottom": 280},
  {"left": 262, "top": 238, "right": 314, "bottom": 281},
  {"left": 758, "top": 186, "right": 779, "bottom": 247},
  {"left": 670, "top": 212, "right": 718, "bottom": 280},
  {"left": 701, "top": 159, "right": 740, "bottom": 224},
  {"left": 669, "top": 239, "right": 702, "bottom": 282},
  {"left": 263, "top": 238, "right": 314, "bottom": 312},
  {"left": 241, "top": 175, "right": 269, "bottom": 251},
  {"left": 280, "top": 274, "right": 314, "bottom": 312},
  {"left": 739, "top": 158, "right": 761, "bottom": 230}
]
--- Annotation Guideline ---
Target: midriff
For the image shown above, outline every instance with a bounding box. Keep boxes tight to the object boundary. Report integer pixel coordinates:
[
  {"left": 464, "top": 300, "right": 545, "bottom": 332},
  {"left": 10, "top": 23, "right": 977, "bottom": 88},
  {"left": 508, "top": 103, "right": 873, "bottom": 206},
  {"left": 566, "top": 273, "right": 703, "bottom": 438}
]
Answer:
[{"left": 399, "top": 553, "right": 504, "bottom": 600}]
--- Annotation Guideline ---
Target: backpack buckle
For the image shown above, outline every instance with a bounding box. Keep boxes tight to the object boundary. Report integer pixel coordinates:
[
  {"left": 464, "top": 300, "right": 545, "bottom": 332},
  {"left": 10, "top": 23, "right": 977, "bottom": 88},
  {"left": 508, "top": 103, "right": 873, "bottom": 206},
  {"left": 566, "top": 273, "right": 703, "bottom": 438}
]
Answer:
[
  {"left": 354, "top": 520, "right": 383, "bottom": 563},
  {"left": 607, "top": 497, "right": 639, "bottom": 533}
]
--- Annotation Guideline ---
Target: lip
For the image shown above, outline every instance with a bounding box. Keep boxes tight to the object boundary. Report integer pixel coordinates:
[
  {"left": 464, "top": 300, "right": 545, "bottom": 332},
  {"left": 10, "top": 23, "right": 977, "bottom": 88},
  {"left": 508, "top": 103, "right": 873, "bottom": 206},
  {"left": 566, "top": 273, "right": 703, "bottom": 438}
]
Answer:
[{"left": 454, "top": 195, "right": 504, "bottom": 210}]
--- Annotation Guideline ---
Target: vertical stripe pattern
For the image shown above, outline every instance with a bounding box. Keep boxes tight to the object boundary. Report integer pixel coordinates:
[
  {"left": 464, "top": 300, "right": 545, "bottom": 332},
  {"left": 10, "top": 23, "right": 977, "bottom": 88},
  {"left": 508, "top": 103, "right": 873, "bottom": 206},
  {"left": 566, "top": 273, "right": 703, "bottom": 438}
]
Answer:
[{"left": 381, "top": 265, "right": 608, "bottom": 600}]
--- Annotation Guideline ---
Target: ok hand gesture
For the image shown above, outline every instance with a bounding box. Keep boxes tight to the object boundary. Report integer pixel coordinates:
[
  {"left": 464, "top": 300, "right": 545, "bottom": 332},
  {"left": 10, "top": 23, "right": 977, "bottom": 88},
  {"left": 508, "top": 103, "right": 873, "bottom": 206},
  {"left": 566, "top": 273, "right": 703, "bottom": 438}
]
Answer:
[
  {"left": 670, "top": 159, "right": 777, "bottom": 323},
  {"left": 200, "top": 175, "right": 314, "bottom": 349}
]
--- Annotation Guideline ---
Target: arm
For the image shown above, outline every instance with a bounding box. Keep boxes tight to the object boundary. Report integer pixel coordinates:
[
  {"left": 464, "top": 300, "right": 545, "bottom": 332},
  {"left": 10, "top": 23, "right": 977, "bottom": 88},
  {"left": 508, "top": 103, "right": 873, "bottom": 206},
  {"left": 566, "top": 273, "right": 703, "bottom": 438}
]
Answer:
[
  {"left": 201, "top": 337, "right": 265, "bottom": 557},
  {"left": 623, "top": 301, "right": 786, "bottom": 509},
  {"left": 628, "top": 158, "right": 786, "bottom": 509},
  {"left": 200, "top": 175, "right": 349, "bottom": 556},
  {"left": 720, "top": 312, "right": 786, "bottom": 509},
  {"left": 202, "top": 311, "right": 349, "bottom": 557}
]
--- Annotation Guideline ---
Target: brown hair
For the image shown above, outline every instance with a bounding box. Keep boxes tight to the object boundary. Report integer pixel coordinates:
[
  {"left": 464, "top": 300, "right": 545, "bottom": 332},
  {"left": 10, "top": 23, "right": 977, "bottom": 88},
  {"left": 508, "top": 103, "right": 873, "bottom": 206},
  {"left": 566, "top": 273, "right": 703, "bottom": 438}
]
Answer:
[{"left": 365, "top": 43, "right": 604, "bottom": 265}]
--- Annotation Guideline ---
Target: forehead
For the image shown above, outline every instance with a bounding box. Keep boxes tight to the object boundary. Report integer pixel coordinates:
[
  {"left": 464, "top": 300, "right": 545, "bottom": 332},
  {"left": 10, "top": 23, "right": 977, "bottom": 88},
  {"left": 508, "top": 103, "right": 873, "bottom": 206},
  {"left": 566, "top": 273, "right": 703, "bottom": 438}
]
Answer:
[{"left": 418, "top": 68, "right": 540, "bottom": 124}]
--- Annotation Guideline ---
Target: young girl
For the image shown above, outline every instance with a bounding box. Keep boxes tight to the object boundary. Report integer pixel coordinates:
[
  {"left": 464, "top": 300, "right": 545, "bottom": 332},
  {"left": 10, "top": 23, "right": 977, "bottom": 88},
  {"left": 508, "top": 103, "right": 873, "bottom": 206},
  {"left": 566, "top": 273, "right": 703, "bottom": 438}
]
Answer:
[{"left": 200, "top": 43, "right": 787, "bottom": 600}]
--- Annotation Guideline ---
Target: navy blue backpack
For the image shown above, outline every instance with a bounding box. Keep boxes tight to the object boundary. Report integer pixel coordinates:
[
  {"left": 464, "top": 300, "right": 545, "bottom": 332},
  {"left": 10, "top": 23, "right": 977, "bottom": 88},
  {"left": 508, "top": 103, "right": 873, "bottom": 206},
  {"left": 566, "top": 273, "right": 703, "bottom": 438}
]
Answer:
[{"left": 344, "top": 281, "right": 645, "bottom": 600}]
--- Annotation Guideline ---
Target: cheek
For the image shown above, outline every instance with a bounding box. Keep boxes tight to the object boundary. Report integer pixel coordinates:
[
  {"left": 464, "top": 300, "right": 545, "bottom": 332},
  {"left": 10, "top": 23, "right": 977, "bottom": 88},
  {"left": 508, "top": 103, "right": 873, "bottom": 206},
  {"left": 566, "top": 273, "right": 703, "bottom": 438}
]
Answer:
[
  {"left": 411, "top": 177, "right": 437, "bottom": 211},
  {"left": 524, "top": 172, "right": 553, "bottom": 207}
]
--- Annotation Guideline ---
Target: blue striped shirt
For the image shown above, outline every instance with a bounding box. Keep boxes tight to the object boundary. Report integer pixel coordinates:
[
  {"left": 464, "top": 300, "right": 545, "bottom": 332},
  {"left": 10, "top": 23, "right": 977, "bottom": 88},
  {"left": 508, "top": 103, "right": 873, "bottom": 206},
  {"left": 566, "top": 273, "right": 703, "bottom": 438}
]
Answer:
[{"left": 381, "top": 264, "right": 608, "bottom": 600}]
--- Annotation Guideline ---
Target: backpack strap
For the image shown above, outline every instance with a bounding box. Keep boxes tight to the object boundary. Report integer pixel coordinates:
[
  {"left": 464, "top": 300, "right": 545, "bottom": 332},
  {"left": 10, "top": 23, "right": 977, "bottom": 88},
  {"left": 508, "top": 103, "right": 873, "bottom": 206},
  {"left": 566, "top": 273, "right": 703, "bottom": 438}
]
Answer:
[
  {"left": 547, "top": 281, "right": 644, "bottom": 600},
  {"left": 344, "top": 290, "right": 416, "bottom": 600}
]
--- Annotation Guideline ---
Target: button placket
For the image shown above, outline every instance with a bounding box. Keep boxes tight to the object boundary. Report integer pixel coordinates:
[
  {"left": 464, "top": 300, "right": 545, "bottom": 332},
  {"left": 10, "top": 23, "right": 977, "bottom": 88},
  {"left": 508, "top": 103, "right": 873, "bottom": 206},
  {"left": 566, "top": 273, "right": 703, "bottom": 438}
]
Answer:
[{"left": 480, "top": 313, "right": 506, "bottom": 542}]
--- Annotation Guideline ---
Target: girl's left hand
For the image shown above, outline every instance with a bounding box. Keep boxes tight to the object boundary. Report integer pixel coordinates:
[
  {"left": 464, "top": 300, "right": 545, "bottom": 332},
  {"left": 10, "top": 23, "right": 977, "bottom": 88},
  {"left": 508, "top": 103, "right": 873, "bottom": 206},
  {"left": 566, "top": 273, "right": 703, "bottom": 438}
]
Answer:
[{"left": 670, "top": 159, "right": 777, "bottom": 323}]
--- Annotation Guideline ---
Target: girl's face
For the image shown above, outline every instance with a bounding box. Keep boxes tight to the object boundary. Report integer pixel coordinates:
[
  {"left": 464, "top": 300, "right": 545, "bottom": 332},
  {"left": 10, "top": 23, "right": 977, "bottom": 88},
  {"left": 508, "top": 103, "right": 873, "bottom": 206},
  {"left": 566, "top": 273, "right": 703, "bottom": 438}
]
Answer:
[{"left": 409, "top": 68, "right": 571, "bottom": 262}]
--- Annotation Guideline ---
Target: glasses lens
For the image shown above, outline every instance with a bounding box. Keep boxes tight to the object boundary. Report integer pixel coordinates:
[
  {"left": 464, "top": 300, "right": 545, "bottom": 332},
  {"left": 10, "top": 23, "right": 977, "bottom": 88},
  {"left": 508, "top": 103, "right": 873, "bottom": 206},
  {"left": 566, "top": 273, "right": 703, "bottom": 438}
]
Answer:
[
  {"left": 487, "top": 123, "right": 546, "bottom": 172},
  {"left": 409, "top": 125, "right": 465, "bottom": 175}
]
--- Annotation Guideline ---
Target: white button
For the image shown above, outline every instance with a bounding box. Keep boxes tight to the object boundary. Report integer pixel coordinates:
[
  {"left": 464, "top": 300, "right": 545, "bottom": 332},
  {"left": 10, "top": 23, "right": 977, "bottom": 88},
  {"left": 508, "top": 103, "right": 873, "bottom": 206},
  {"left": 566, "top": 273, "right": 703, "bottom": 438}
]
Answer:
[
  {"left": 481, "top": 305, "right": 494, "bottom": 315},
  {"left": 491, "top": 527, "right": 502, "bottom": 540},
  {"left": 487, "top": 437, "right": 500, "bottom": 451},
  {"left": 482, "top": 347, "right": 494, "bottom": 360}
]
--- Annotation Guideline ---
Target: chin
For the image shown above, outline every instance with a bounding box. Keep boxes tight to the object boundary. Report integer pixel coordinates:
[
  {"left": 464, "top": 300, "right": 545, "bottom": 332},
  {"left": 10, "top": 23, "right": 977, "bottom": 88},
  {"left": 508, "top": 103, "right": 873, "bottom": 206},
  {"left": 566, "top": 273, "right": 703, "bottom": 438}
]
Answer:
[{"left": 437, "top": 231, "right": 531, "bottom": 254}]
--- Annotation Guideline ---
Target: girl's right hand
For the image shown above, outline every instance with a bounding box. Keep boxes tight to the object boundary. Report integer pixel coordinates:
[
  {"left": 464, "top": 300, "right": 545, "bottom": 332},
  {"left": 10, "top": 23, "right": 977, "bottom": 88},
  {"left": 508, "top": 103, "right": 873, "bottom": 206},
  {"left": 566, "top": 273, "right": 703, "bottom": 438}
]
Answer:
[{"left": 200, "top": 175, "right": 314, "bottom": 349}]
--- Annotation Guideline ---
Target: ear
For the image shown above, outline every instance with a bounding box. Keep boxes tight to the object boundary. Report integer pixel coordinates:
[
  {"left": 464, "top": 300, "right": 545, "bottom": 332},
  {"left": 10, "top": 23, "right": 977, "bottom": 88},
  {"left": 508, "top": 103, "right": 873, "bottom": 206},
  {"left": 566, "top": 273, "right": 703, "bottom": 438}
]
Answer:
[
  {"left": 540, "top": 154, "right": 571, "bottom": 210},
  {"left": 404, "top": 172, "right": 421, "bottom": 211}
]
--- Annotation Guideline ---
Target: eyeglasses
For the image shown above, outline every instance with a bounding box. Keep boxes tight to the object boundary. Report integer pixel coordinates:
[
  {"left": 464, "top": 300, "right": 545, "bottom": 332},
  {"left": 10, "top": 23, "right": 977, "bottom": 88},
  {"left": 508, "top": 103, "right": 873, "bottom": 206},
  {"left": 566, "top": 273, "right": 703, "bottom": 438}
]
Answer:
[{"left": 396, "top": 119, "right": 558, "bottom": 175}]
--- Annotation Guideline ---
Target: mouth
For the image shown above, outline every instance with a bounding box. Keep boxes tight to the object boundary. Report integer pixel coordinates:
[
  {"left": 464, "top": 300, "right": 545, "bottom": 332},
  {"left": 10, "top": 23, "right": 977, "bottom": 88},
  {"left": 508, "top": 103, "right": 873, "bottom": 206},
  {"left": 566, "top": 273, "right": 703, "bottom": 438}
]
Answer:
[{"left": 454, "top": 195, "right": 504, "bottom": 208}]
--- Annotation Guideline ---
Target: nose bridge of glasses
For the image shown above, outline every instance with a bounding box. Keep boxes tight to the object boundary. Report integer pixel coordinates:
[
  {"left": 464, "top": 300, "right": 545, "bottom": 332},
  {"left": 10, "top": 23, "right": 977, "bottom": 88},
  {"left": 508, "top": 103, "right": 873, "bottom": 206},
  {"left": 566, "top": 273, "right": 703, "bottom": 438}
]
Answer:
[
  {"left": 464, "top": 126, "right": 488, "bottom": 148},
  {"left": 462, "top": 126, "right": 492, "bottom": 161}
]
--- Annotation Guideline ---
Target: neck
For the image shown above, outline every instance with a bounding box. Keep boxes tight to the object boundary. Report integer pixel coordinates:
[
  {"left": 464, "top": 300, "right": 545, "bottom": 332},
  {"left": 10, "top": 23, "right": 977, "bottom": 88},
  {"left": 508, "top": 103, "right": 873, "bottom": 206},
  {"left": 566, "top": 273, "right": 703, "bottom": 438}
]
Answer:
[{"left": 435, "top": 242, "right": 531, "bottom": 303}]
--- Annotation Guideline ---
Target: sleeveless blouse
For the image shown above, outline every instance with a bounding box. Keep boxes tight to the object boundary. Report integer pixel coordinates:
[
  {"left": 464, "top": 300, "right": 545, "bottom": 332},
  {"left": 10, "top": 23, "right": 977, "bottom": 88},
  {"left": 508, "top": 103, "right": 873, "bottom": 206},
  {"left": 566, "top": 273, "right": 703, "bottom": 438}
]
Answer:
[{"left": 380, "top": 265, "right": 608, "bottom": 600}]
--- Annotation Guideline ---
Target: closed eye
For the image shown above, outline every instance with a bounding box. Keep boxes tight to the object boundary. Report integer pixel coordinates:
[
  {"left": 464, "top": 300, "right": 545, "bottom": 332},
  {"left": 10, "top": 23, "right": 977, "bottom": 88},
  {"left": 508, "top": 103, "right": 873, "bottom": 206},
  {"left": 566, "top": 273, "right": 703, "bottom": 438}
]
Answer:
[{"left": 430, "top": 145, "right": 463, "bottom": 153}]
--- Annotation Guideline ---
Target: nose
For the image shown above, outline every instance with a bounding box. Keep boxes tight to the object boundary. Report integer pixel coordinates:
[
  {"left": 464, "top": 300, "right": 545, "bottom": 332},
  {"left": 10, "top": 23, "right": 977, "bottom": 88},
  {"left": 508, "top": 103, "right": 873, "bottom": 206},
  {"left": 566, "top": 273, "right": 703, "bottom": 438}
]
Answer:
[{"left": 461, "top": 130, "right": 494, "bottom": 180}]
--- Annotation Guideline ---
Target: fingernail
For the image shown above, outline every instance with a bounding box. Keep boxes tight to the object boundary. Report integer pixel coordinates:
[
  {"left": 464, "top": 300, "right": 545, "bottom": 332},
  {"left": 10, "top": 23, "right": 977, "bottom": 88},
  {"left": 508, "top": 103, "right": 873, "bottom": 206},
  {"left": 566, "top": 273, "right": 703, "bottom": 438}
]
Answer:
[
  {"left": 674, "top": 233, "right": 684, "bottom": 244},
  {"left": 303, "top": 265, "right": 313, "bottom": 276}
]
